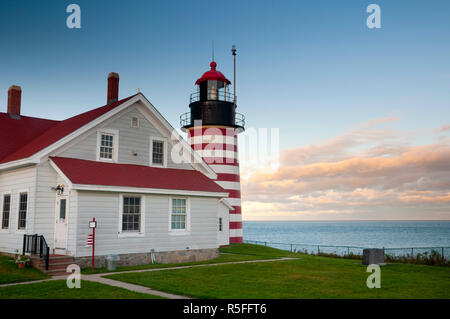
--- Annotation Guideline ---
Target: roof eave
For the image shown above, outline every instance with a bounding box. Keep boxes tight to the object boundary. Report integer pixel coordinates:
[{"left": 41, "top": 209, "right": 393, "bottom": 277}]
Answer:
[
  {"left": 0, "top": 157, "right": 39, "bottom": 172},
  {"left": 71, "top": 183, "right": 229, "bottom": 198}
]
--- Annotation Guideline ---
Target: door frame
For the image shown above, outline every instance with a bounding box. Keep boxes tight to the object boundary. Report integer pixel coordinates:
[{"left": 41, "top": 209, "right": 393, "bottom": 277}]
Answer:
[{"left": 53, "top": 194, "right": 69, "bottom": 252}]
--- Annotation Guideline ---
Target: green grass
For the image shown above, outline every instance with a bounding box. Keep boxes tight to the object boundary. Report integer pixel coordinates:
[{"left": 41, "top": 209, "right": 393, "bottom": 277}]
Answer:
[
  {"left": 220, "top": 243, "right": 299, "bottom": 258},
  {"left": 0, "top": 254, "right": 49, "bottom": 284},
  {"left": 82, "top": 251, "right": 275, "bottom": 274},
  {"left": 106, "top": 244, "right": 450, "bottom": 299},
  {"left": 0, "top": 280, "right": 164, "bottom": 299}
]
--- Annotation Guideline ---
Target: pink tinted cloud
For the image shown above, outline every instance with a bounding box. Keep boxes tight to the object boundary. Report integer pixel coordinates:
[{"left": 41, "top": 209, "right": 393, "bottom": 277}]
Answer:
[{"left": 241, "top": 119, "right": 450, "bottom": 220}]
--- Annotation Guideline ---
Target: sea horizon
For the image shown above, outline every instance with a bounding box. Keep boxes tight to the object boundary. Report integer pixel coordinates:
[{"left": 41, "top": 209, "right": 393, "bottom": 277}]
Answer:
[
  {"left": 243, "top": 220, "right": 450, "bottom": 251},
  {"left": 243, "top": 219, "right": 450, "bottom": 222}
]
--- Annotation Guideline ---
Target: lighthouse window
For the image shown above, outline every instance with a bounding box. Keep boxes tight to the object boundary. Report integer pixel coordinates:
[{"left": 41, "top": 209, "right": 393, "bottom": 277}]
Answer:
[{"left": 207, "top": 80, "right": 218, "bottom": 100}]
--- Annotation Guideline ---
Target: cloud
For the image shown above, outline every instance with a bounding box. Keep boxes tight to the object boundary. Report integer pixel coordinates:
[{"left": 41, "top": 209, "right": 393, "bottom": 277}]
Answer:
[
  {"left": 434, "top": 124, "right": 450, "bottom": 133},
  {"left": 240, "top": 119, "right": 450, "bottom": 220}
]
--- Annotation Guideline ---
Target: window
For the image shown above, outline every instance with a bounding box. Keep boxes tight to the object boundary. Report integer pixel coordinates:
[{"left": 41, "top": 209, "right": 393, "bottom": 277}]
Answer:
[
  {"left": 100, "top": 133, "right": 114, "bottom": 159},
  {"left": 171, "top": 198, "right": 187, "bottom": 230},
  {"left": 219, "top": 217, "right": 223, "bottom": 232},
  {"left": 2, "top": 194, "right": 11, "bottom": 229},
  {"left": 131, "top": 117, "right": 139, "bottom": 128},
  {"left": 97, "top": 129, "right": 118, "bottom": 162},
  {"left": 59, "top": 199, "right": 66, "bottom": 220},
  {"left": 18, "top": 192, "right": 27, "bottom": 230},
  {"left": 122, "top": 196, "right": 141, "bottom": 232},
  {"left": 152, "top": 140, "right": 164, "bottom": 165}
]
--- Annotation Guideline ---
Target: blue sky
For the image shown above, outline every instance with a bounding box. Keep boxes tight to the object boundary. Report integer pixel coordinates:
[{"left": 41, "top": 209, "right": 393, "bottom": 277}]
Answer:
[
  {"left": 1, "top": 0, "right": 449, "bottom": 150},
  {"left": 1, "top": 1, "right": 449, "bottom": 220}
]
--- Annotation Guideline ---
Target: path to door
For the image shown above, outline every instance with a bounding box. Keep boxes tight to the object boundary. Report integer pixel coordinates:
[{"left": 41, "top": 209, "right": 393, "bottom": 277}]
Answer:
[{"left": 0, "top": 257, "right": 297, "bottom": 299}]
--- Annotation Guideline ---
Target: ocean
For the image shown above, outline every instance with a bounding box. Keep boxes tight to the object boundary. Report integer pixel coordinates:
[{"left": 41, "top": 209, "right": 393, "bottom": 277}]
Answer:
[{"left": 243, "top": 221, "right": 450, "bottom": 256}]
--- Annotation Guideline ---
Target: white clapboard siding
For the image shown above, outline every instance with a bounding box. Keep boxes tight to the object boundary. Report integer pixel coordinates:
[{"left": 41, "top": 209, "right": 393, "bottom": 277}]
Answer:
[
  {"left": 58, "top": 104, "right": 192, "bottom": 170},
  {"left": 33, "top": 161, "right": 59, "bottom": 248},
  {"left": 66, "top": 189, "right": 78, "bottom": 256},
  {"left": 0, "top": 166, "right": 37, "bottom": 254},
  {"left": 74, "top": 191, "right": 219, "bottom": 257},
  {"left": 218, "top": 201, "right": 230, "bottom": 246}
]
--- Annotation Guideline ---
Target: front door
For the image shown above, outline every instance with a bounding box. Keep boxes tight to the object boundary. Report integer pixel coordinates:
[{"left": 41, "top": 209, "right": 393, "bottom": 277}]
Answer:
[{"left": 54, "top": 196, "right": 68, "bottom": 252}]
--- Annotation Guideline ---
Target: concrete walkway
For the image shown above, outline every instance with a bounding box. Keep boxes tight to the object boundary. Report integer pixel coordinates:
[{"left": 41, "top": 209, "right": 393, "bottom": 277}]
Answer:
[
  {"left": 81, "top": 274, "right": 190, "bottom": 299},
  {"left": 1, "top": 256, "right": 298, "bottom": 299}
]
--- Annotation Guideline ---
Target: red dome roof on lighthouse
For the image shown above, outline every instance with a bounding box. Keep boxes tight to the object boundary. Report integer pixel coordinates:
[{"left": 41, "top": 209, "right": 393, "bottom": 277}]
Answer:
[{"left": 195, "top": 61, "right": 231, "bottom": 85}]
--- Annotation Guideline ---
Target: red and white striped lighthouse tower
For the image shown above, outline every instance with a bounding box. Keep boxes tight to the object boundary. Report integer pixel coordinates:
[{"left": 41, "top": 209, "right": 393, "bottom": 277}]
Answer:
[{"left": 181, "top": 53, "right": 245, "bottom": 244}]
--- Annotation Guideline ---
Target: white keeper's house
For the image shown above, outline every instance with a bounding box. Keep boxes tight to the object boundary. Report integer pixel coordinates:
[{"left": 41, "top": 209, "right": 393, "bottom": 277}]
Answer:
[{"left": 0, "top": 62, "right": 245, "bottom": 273}]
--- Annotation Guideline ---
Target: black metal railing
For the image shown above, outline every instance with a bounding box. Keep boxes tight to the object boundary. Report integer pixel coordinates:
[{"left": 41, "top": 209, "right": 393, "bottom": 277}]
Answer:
[
  {"left": 180, "top": 112, "right": 245, "bottom": 128},
  {"left": 23, "top": 234, "right": 50, "bottom": 270},
  {"left": 189, "top": 90, "right": 236, "bottom": 104}
]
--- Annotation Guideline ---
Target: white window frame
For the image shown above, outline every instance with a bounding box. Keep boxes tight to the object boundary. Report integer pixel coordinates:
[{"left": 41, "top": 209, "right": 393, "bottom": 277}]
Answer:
[
  {"left": 131, "top": 116, "right": 139, "bottom": 128},
  {"left": 16, "top": 190, "right": 29, "bottom": 233},
  {"left": 96, "top": 129, "right": 119, "bottom": 162},
  {"left": 168, "top": 196, "right": 190, "bottom": 235},
  {"left": 0, "top": 191, "right": 12, "bottom": 233},
  {"left": 149, "top": 137, "right": 168, "bottom": 168},
  {"left": 118, "top": 194, "right": 145, "bottom": 238}
]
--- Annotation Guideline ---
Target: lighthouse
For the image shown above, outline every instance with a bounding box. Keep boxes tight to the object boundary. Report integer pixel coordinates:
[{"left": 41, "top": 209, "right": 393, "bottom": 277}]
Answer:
[{"left": 181, "top": 55, "right": 245, "bottom": 244}]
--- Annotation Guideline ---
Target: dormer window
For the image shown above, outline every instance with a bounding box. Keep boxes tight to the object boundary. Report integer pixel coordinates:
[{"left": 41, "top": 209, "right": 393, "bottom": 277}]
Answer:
[
  {"left": 97, "top": 129, "right": 119, "bottom": 162},
  {"left": 150, "top": 137, "right": 167, "bottom": 167}
]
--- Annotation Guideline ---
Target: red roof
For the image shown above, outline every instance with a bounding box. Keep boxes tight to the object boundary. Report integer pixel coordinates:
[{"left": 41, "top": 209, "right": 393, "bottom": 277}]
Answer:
[
  {"left": 195, "top": 61, "right": 231, "bottom": 85},
  {"left": 50, "top": 157, "right": 226, "bottom": 194},
  {"left": 0, "top": 95, "right": 136, "bottom": 164},
  {"left": 0, "top": 114, "right": 58, "bottom": 162}
]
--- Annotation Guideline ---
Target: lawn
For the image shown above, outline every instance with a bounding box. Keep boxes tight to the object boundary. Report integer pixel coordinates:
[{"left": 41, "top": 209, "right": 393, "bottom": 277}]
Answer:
[
  {"left": 0, "top": 254, "right": 49, "bottom": 284},
  {"left": 106, "top": 244, "right": 450, "bottom": 299},
  {"left": 82, "top": 251, "right": 276, "bottom": 274},
  {"left": 0, "top": 280, "right": 164, "bottom": 299}
]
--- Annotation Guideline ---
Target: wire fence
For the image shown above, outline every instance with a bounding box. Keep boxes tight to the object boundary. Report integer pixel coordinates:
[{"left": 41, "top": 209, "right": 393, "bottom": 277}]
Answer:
[{"left": 244, "top": 240, "right": 450, "bottom": 260}]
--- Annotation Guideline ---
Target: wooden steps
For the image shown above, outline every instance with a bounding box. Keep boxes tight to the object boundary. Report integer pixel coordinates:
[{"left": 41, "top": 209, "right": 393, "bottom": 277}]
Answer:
[{"left": 30, "top": 254, "right": 75, "bottom": 276}]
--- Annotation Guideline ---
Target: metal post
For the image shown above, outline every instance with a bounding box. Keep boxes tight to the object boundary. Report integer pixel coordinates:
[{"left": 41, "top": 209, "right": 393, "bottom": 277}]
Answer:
[
  {"left": 45, "top": 246, "right": 49, "bottom": 271},
  {"left": 231, "top": 45, "right": 237, "bottom": 106},
  {"left": 22, "top": 234, "right": 26, "bottom": 255},
  {"left": 92, "top": 217, "right": 96, "bottom": 271},
  {"left": 40, "top": 236, "right": 43, "bottom": 258},
  {"left": 33, "top": 234, "right": 37, "bottom": 254}
]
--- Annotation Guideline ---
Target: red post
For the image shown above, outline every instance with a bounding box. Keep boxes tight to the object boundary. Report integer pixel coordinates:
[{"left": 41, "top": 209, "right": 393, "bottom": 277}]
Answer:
[{"left": 92, "top": 217, "right": 95, "bottom": 271}]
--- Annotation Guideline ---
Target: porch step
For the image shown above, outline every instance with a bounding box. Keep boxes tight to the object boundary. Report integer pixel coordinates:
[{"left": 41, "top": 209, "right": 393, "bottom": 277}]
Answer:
[
  {"left": 45, "top": 269, "right": 72, "bottom": 276},
  {"left": 30, "top": 254, "right": 76, "bottom": 275}
]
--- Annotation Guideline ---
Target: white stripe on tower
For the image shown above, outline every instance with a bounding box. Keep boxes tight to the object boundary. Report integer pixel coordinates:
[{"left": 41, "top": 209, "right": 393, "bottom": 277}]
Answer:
[{"left": 188, "top": 127, "right": 243, "bottom": 244}]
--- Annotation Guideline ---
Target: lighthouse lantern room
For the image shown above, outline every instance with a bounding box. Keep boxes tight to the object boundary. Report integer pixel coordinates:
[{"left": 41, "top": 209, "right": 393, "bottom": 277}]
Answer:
[{"left": 181, "top": 54, "right": 245, "bottom": 244}]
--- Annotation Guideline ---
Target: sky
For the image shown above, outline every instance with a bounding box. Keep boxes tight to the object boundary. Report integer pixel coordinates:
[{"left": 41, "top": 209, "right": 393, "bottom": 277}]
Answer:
[{"left": 0, "top": 0, "right": 449, "bottom": 220}]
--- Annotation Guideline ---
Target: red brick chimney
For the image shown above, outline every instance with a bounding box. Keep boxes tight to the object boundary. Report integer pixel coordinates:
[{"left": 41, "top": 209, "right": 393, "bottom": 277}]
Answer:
[
  {"left": 7, "top": 85, "right": 22, "bottom": 118},
  {"left": 107, "top": 72, "right": 119, "bottom": 105}
]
